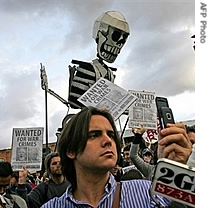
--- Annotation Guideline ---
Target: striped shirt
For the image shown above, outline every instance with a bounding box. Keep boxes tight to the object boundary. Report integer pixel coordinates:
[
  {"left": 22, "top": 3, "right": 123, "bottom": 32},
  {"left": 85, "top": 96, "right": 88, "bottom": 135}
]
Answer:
[
  {"left": 41, "top": 174, "right": 170, "bottom": 208},
  {"left": 68, "top": 59, "right": 115, "bottom": 109}
]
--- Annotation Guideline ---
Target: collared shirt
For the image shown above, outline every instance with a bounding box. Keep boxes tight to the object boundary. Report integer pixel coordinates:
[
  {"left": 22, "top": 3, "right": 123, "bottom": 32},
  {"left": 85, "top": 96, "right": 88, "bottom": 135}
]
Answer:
[{"left": 41, "top": 174, "right": 170, "bottom": 208}]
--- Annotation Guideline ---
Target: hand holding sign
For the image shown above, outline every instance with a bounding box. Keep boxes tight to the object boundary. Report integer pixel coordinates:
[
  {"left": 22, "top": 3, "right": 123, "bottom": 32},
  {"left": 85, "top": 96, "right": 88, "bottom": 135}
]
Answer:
[{"left": 18, "top": 165, "right": 29, "bottom": 185}]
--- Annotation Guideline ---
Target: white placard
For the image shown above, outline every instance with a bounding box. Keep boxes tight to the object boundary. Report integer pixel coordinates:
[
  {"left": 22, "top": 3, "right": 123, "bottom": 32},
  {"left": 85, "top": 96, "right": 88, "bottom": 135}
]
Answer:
[
  {"left": 128, "top": 90, "right": 157, "bottom": 130},
  {"left": 78, "top": 78, "right": 137, "bottom": 120},
  {"left": 11, "top": 127, "right": 44, "bottom": 172}
]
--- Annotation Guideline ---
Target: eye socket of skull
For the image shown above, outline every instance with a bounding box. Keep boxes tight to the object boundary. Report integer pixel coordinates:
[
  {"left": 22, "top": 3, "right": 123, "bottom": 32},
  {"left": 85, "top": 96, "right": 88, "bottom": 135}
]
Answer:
[
  {"left": 112, "top": 30, "right": 121, "bottom": 42},
  {"left": 112, "top": 30, "right": 129, "bottom": 44}
]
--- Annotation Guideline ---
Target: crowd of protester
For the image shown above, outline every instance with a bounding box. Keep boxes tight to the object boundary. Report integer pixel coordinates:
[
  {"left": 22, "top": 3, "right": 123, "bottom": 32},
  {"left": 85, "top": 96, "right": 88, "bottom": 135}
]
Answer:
[
  {"left": 112, "top": 123, "right": 195, "bottom": 182},
  {"left": 0, "top": 107, "right": 195, "bottom": 208}
]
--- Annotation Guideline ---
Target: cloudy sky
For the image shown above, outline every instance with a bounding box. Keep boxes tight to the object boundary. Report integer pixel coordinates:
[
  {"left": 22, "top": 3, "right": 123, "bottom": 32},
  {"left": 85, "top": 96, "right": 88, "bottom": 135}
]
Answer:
[{"left": 0, "top": 0, "right": 195, "bottom": 149}]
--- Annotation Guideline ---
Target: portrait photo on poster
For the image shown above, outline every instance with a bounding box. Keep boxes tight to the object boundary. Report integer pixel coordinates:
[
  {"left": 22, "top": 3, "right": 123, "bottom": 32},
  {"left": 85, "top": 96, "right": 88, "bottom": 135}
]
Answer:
[{"left": 16, "top": 147, "right": 27, "bottom": 161}]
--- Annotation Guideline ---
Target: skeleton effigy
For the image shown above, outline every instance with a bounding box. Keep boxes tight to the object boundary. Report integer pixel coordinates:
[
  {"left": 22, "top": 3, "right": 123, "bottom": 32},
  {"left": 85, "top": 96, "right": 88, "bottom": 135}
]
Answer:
[
  {"left": 40, "top": 11, "right": 131, "bottom": 143},
  {"left": 68, "top": 11, "right": 130, "bottom": 109}
]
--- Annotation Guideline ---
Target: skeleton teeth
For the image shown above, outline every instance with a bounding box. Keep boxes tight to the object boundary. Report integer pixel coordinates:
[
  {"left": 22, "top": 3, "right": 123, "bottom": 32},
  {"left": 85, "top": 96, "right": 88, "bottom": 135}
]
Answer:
[
  {"left": 102, "top": 51, "right": 106, "bottom": 57},
  {"left": 104, "top": 44, "right": 118, "bottom": 55},
  {"left": 113, "top": 47, "right": 117, "bottom": 54},
  {"left": 102, "top": 44, "right": 119, "bottom": 61},
  {"left": 107, "top": 45, "right": 112, "bottom": 52},
  {"left": 113, "top": 47, "right": 120, "bottom": 55},
  {"left": 111, "top": 47, "right": 115, "bottom": 54},
  {"left": 102, "top": 51, "right": 109, "bottom": 58}
]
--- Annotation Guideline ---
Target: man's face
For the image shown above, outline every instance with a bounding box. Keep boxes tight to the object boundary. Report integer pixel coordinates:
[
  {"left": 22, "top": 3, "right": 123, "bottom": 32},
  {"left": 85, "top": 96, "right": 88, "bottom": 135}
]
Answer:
[
  {"left": 143, "top": 154, "right": 152, "bottom": 163},
  {"left": 123, "top": 151, "right": 130, "bottom": 161},
  {"left": 50, "top": 156, "right": 62, "bottom": 176},
  {"left": 10, "top": 176, "right": 17, "bottom": 186},
  {"left": 0, "top": 175, "right": 11, "bottom": 195},
  {"left": 69, "top": 115, "right": 117, "bottom": 173}
]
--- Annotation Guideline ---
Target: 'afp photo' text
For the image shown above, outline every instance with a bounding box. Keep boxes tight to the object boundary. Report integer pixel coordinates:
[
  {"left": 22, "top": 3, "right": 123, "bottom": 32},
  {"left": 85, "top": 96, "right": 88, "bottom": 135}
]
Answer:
[{"left": 200, "top": 2, "right": 207, "bottom": 43}]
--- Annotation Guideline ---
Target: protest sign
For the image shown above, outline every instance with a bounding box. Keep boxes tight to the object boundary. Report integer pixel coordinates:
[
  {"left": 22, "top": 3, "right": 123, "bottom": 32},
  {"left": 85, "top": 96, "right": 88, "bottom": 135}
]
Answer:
[
  {"left": 78, "top": 77, "right": 137, "bottom": 121},
  {"left": 11, "top": 127, "right": 44, "bottom": 171},
  {"left": 128, "top": 90, "right": 157, "bottom": 129}
]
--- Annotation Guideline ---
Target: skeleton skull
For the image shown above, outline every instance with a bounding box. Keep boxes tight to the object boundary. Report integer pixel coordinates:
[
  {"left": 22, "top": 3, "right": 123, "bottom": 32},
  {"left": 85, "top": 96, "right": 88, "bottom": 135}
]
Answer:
[{"left": 92, "top": 11, "right": 130, "bottom": 63}]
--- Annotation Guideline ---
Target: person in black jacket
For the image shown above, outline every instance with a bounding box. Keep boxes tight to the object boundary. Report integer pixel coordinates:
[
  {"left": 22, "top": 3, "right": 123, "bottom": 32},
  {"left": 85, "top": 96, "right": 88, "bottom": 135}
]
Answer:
[
  {"left": 17, "top": 152, "right": 70, "bottom": 208},
  {"left": 0, "top": 161, "right": 28, "bottom": 208},
  {"left": 9, "top": 171, "right": 32, "bottom": 194}
]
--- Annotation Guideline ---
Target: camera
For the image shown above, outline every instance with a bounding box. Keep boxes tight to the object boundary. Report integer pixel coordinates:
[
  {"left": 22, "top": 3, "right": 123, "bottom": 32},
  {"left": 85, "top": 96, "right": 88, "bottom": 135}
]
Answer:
[
  {"left": 155, "top": 96, "right": 175, "bottom": 129},
  {"left": 160, "top": 107, "right": 175, "bottom": 128}
]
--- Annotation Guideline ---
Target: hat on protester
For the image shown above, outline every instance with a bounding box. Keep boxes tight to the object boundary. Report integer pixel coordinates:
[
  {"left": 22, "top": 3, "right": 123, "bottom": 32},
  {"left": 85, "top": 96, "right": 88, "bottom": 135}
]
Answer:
[{"left": 142, "top": 148, "right": 153, "bottom": 156}]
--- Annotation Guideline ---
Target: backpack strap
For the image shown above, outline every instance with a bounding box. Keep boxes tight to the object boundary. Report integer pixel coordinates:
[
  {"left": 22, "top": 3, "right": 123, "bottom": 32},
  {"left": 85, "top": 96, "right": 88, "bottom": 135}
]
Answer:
[
  {"left": 1, "top": 194, "right": 14, "bottom": 208},
  {"left": 3, "top": 194, "right": 28, "bottom": 208},
  {"left": 10, "top": 194, "right": 28, "bottom": 208},
  {"left": 111, "top": 182, "right": 121, "bottom": 208}
]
